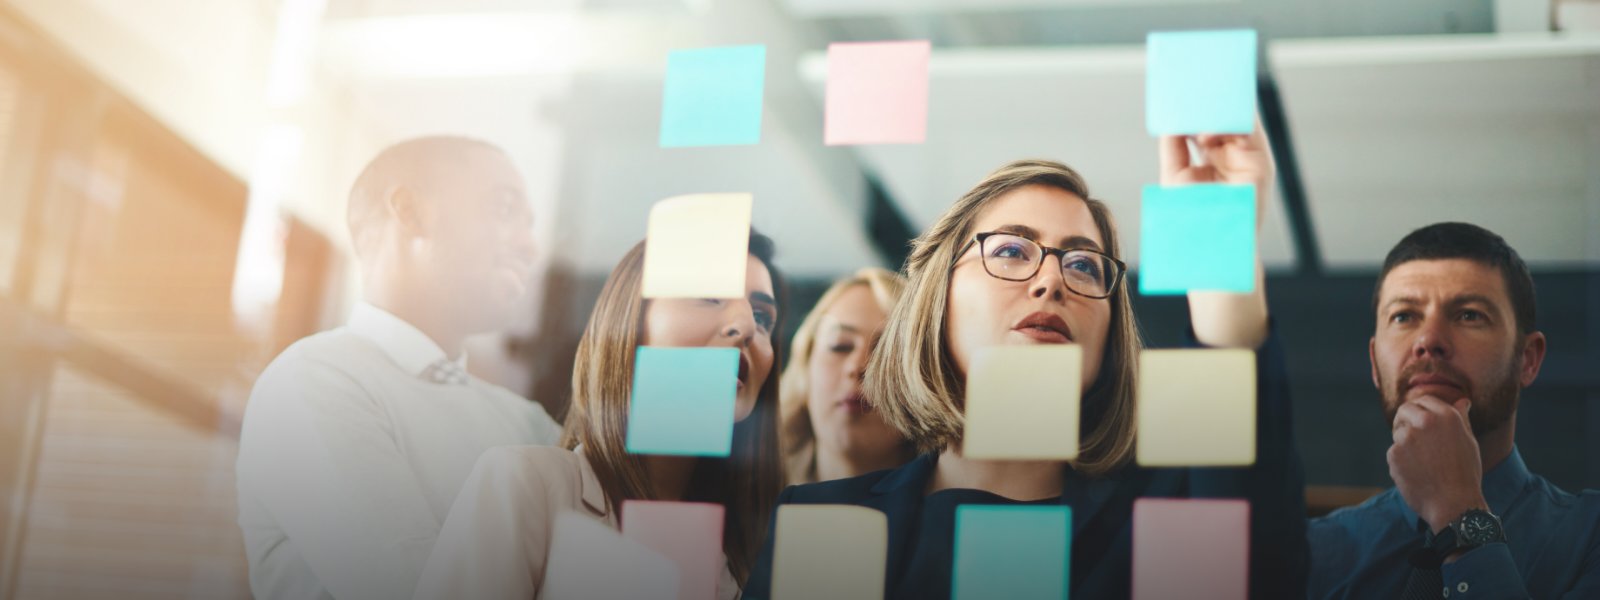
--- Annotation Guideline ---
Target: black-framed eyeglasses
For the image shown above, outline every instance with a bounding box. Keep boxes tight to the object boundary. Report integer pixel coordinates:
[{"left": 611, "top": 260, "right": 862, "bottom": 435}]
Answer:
[{"left": 953, "top": 231, "right": 1127, "bottom": 299}]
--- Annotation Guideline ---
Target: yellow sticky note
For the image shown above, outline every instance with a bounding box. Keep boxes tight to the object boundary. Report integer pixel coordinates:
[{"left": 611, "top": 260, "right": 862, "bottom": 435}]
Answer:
[
  {"left": 641, "top": 193, "right": 752, "bottom": 298},
  {"left": 963, "top": 345, "right": 1081, "bottom": 460},
  {"left": 1137, "top": 349, "right": 1256, "bottom": 467},
  {"left": 771, "top": 505, "right": 886, "bottom": 600}
]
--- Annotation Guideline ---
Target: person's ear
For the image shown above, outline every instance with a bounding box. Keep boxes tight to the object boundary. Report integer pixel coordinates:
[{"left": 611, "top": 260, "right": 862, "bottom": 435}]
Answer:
[
  {"left": 1517, "top": 331, "right": 1547, "bottom": 388},
  {"left": 385, "top": 185, "right": 429, "bottom": 240},
  {"left": 1369, "top": 337, "right": 1381, "bottom": 391}
]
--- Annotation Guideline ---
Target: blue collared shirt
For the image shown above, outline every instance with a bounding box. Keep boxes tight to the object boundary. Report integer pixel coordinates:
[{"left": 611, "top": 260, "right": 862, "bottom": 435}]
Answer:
[{"left": 1308, "top": 447, "right": 1600, "bottom": 599}]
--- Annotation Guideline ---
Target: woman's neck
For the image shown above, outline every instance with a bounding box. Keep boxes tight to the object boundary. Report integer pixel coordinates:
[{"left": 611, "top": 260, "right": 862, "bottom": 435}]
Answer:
[
  {"left": 929, "top": 449, "right": 1064, "bottom": 501},
  {"left": 644, "top": 455, "right": 698, "bottom": 501},
  {"left": 814, "top": 443, "right": 907, "bottom": 482}
]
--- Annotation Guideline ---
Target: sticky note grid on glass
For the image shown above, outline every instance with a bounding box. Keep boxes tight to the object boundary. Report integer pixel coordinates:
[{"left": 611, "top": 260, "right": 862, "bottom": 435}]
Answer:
[
  {"left": 660, "top": 45, "right": 767, "bottom": 147},
  {"left": 771, "top": 505, "right": 887, "bottom": 600},
  {"left": 641, "top": 193, "right": 752, "bottom": 299},
  {"left": 963, "top": 344, "right": 1081, "bottom": 460},
  {"left": 1145, "top": 29, "right": 1258, "bottom": 136},
  {"left": 1133, "top": 498, "right": 1249, "bottom": 600},
  {"left": 1137, "top": 348, "right": 1256, "bottom": 467},
  {"left": 824, "top": 40, "right": 931, "bottom": 146},
  {"left": 626, "top": 347, "right": 739, "bottom": 457},
  {"left": 953, "top": 505, "right": 1071, "bottom": 600},
  {"left": 1138, "top": 183, "right": 1256, "bottom": 295}
]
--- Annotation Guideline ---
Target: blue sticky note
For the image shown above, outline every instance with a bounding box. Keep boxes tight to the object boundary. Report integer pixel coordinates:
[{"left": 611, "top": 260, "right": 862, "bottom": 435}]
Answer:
[
  {"left": 626, "top": 347, "right": 739, "bottom": 456},
  {"left": 1145, "top": 29, "right": 1257, "bottom": 135},
  {"left": 954, "top": 505, "right": 1071, "bottom": 600},
  {"left": 659, "top": 45, "right": 767, "bottom": 147},
  {"left": 1139, "top": 184, "right": 1257, "bottom": 295}
]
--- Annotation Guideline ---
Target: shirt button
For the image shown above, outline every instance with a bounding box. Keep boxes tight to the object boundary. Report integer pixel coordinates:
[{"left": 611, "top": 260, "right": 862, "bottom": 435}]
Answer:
[
  {"left": 1459, "top": 582, "right": 1470, "bottom": 593},
  {"left": 1443, "top": 586, "right": 1451, "bottom": 597}
]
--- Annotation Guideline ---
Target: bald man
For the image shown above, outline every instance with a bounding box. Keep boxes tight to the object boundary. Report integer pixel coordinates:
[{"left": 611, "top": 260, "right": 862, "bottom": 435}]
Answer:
[{"left": 235, "top": 137, "right": 561, "bottom": 600}]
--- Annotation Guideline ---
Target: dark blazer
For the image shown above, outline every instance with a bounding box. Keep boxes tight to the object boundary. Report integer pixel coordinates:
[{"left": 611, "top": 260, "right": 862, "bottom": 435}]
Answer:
[{"left": 744, "top": 326, "right": 1307, "bottom": 599}]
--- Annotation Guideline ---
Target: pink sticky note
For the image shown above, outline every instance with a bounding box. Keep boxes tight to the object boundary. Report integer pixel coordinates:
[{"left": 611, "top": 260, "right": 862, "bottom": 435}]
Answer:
[
  {"left": 1133, "top": 498, "right": 1249, "bottom": 600},
  {"left": 622, "top": 500, "right": 726, "bottom": 600},
  {"left": 824, "top": 40, "right": 931, "bottom": 146}
]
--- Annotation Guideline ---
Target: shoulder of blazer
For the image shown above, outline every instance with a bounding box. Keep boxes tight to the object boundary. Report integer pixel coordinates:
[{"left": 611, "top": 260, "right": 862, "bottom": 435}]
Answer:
[{"left": 478, "top": 445, "right": 611, "bottom": 519}]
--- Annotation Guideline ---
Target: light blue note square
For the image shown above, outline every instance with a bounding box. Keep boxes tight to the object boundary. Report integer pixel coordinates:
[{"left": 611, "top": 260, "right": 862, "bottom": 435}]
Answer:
[
  {"left": 626, "top": 347, "right": 738, "bottom": 457},
  {"left": 1139, "top": 183, "right": 1257, "bottom": 295},
  {"left": 954, "top": 505, "right": 1072, "bottom": 600},
  {"left": 1145, "top": 29, "right": 1257, "bottom": 135},
  {"left": 659, "top": 45, "right": 767, "bottom": 147}
]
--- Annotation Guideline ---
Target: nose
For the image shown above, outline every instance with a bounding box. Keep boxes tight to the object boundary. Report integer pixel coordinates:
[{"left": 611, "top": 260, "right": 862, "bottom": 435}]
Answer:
[
  {"left": 719, "top": 300, "right": 758, "bottom": 346},
  {"left": 1028, "top": 253, "right": 1068, "bottom": 302},
  {"left": 845, "top": 346, "right": 870, "bottom": 381},
  {"left": 508, "top": 215, "right": 537, "bottom": 260},
  {"left": 1411, "top": 311, "right": 1453, "bottom": 360}
]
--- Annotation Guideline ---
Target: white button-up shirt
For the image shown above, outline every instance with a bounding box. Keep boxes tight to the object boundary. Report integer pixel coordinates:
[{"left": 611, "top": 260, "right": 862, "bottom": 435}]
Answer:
[{"left": 236, "top": 302, "right": 562, "bottom": 600}]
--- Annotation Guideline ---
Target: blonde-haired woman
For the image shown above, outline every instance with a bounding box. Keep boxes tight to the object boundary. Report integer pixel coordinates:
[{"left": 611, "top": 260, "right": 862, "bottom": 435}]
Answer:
[
  {"left": 413, "top": 233, "right": 785, "bottom": 600},
  {"left": 746, "top": 130, "right": 1307, "bottom": 598},
  {"left": 779, "top": 268, "right": 913, "bottom": 485}
]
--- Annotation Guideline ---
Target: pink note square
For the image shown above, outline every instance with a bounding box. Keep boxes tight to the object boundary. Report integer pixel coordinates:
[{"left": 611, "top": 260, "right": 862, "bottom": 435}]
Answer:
[
  {"left": 622, "top": 500, "right": 725, "bottom": 600},
  {"left": 1133, "top": 498, "right": 1250, "bottom": 600},
  {"left": 824, "top": 40, "right": 931, "bottom": 146}
]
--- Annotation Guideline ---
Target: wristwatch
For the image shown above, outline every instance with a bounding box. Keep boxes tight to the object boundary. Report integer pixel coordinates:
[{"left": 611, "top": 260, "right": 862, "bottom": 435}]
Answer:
[{"left": 1421, "top": 508, "right": 1506, "bottom": 567}]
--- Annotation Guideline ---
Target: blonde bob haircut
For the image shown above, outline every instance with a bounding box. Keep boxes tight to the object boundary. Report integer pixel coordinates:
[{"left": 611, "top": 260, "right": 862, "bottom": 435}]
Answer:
[
  {"left": 862, "top": 159, "right": 1142, "bottom": 477},
  {"left": 778, "top": 267, "right": 910, "bottom": 484}
]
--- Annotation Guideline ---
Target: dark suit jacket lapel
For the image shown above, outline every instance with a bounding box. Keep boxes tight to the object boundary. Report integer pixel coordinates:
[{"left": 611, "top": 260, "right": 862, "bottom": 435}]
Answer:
[{"left": 862, "top": 453, "right": 936, "bottom": 593}]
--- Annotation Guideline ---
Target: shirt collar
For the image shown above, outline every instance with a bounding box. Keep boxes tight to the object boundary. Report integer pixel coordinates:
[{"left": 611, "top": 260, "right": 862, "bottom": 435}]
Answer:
[
  {"left": 1394, "top": 445, "right": 1533, "bottom": 529},
  {"left": 347, "top": 302, "right": 464, "bottom": 377},
  {"left": 572, "top": 444, "right": 610, "bottom": 517}
]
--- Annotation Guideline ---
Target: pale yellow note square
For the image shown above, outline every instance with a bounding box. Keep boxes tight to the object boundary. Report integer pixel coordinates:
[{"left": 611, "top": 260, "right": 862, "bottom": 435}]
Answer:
[
  {"left": 772, "top": 505, "right": 887, "bottom": 600},
  {"left": 1136, "top": 348, "right": 1256, "bottom": 467},
  {"left": 641, "top": 193, "right": 752, "bottom": 298},
  {"left": 963, "top": 345, "right": 1081, "bottom": 460}
]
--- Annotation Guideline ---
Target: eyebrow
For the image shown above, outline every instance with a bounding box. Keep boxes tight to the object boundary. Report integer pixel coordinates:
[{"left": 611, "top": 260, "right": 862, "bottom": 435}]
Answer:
[
  {"left": 991, "top": 224, "right": 1104, "bottom": 252},
  {"left": 749, "top": 291, "right": 778, "bottom": 308},
  {"left": 822, "top": 321, "right": 863, "bottom": 335},
  {"left": 1383, "top": 294, "right": 1504, "bottom": 313}
]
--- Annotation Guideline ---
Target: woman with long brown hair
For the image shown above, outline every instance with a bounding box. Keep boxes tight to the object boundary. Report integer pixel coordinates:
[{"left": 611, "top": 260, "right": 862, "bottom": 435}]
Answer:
[
  {"left": 412, "top": 232, "right": 785, "bottom": 600},
  {"left": 746, "top": 129, "right": 1307, "bottom": 598}
]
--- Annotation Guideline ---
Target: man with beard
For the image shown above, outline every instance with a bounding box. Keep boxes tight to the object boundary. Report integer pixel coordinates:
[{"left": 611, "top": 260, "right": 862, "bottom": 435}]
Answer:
[{"left": 1308, "top": 222, "right": 1599, "bottom": 599}]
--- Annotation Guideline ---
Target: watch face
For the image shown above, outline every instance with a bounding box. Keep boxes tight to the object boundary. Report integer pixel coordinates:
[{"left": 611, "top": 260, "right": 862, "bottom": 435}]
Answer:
[{"left": 1458, "top": 512, "right": 1502, "bottom": 544}]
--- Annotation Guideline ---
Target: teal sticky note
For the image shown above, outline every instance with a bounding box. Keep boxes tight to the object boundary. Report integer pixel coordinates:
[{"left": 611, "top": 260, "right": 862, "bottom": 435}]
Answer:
[
  {"left": 626, "top": 347, "right": 739, "bottom": 456},
  {"left": 659, "top": 45, "right": 767, "bottom": 147},
  {"left": 953, "top": 505, "right": 1071, "bottom": 600},
  {"left": 1138, "top": 184, "right": 1256, "bottom": 295},
  {"left": 1145, "top": 29, "right": 1257, "bottom": 135}
]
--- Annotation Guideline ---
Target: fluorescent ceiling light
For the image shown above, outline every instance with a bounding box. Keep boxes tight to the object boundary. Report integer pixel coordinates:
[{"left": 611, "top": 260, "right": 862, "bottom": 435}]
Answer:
[{"left": 325, "top": 12, "right": 583, "bottom": 78}]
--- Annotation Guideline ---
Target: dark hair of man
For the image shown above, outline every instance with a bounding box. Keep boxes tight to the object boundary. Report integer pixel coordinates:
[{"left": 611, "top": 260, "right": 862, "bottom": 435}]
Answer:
[{"left": 1373, "top": 222, "right": 1537, "bottom": 336}]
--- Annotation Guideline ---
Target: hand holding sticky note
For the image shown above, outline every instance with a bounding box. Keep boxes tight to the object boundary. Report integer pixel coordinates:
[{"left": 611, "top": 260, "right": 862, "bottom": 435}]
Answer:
[
  {"left": 627, "top": 347, "right": 739, "bottom": 457},
  {"left": 1137, "top": 348, "right": 1256, "bottom": 467},
  {"left": 623, "top": 501, "right": 725, "bottom": 600},
  {"left": 660, "top": 45, "right": 767, "bottom": 147},
  {"left": 1145, "top": 29, "right": 1258, "bottom": 136},
  {"left": 542, "top": 512, "right": 679, "bottom": 600},
  {"left": 771, "top": 505, "right": 887, "bottom": 600},
  {"left": 824, "top": 40, "right": 931, "bottom": 146},
  {"left": 953, "top": 505, "right": 1071, "bottom": 600},
  {"left": 1133, "top": 498, "right": 1249, "bottom": 600},
  {"left": 1138, "top": 183, "right": 1257, "bottom": 295},
  {"left": 963, "top": 345, "right": 1081, "bottom": 460},
  {"left": 641, "top": 193, "right": 752, "bottom": 299}
]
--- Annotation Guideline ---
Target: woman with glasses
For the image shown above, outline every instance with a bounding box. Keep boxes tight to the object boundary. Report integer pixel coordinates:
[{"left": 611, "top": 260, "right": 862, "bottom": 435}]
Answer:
[
  {"left": 412, "top": 232, "right": 785, "bottom": 600},
  {"left": 745, "top": 129, "right": 1307, "bottom": 598},
  {"left": 778, "top": 268, "right": 914, "bottom": 485}
]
